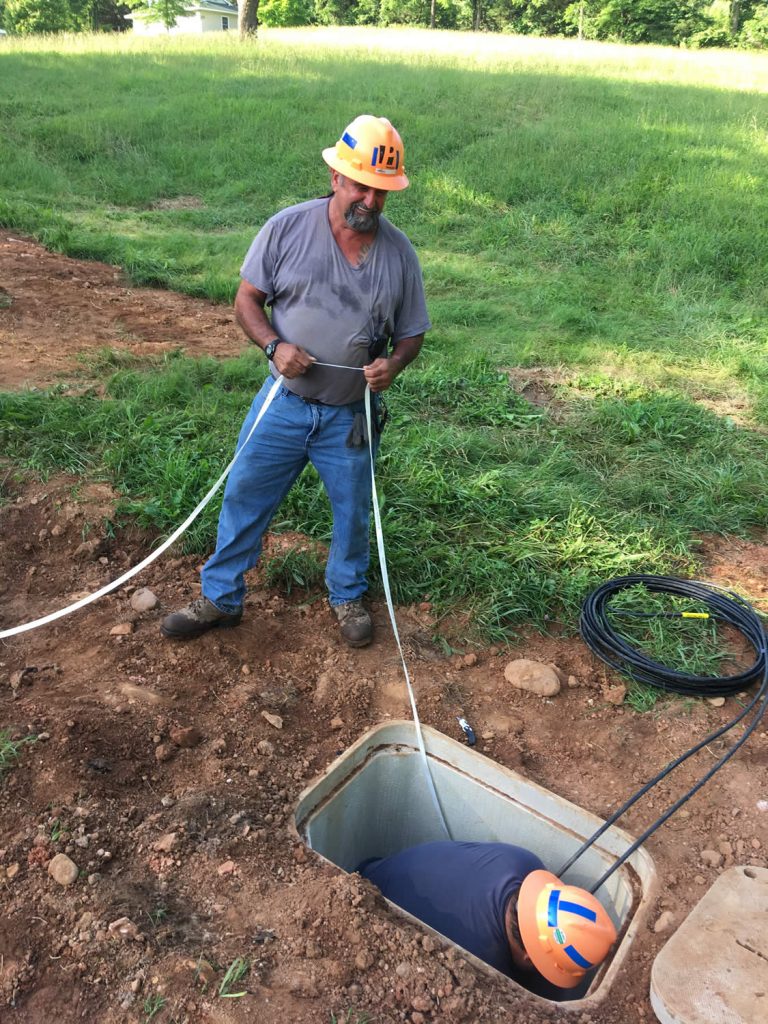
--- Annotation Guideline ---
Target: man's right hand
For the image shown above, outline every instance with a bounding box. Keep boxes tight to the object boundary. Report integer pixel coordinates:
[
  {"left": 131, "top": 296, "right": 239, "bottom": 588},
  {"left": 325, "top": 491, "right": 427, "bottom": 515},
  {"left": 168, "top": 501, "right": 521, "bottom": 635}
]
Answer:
[{"left": 272, "top": 342, "right": 316, "bottom": 379}]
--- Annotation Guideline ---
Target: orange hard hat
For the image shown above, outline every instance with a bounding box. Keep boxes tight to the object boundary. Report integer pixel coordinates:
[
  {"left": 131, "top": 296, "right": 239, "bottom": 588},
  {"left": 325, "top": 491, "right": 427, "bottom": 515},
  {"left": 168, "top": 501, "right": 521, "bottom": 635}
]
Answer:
[
  {"left": 322, "top": 115, "right": 409, "bottom": 191},
  {"left": 517, "top": 870, "right": 617, "bottom": 989}
]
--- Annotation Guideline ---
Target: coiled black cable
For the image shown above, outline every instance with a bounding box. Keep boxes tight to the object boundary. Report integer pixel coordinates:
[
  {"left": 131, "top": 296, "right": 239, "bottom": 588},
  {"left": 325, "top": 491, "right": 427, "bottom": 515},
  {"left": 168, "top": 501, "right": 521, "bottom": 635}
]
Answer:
[{"left": 558, "top": 575, "right": 768, "bottom": 893}]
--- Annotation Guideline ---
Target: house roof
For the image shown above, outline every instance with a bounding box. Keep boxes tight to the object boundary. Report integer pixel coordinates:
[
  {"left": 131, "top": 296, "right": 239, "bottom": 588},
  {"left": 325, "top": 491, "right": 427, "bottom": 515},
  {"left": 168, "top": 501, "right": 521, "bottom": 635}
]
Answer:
[{"left": 130, "top": 0, "right": 238, "bottom": 16}]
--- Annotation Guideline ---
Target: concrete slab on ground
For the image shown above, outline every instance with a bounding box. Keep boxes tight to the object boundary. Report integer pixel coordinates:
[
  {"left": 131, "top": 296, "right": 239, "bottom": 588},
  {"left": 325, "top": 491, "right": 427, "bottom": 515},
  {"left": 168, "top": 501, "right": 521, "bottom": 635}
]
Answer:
[{"left": 650, "top": 865, "right": 768, "bottom": 1024}]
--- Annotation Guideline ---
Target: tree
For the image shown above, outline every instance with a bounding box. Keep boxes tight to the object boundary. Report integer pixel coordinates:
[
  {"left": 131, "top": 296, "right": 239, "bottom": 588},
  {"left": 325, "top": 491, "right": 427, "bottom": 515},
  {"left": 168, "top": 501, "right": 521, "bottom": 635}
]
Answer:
[
  {"left": 4, "top": 0, "right": 77, "bottom": 32},
  {"left": 238, "top": 0, "right": 259, "bottom": 34},
  {"left": 136, "top": 0, "right": 188, "bottom": 29}
]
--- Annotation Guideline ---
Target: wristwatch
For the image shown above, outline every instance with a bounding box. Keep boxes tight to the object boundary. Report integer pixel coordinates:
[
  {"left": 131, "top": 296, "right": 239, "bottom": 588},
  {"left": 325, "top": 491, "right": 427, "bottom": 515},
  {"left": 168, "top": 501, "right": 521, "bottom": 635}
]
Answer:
[{"left": 264, "top": 338, "right": 283, "bottom": 361}]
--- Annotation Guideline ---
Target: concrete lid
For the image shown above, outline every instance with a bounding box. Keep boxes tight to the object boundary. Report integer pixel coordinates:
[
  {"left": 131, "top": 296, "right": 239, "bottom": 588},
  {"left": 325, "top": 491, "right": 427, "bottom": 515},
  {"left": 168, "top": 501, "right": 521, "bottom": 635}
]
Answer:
[{"left": 650, "top": 865, "right": 768, "bottom": 1024}]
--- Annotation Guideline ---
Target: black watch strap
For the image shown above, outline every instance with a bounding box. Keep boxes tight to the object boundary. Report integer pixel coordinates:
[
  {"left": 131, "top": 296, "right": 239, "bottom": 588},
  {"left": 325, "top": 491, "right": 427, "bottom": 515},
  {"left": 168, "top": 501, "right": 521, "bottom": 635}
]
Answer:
[{"left": 264, "top": 338, "right": 283, "bottom": 361}]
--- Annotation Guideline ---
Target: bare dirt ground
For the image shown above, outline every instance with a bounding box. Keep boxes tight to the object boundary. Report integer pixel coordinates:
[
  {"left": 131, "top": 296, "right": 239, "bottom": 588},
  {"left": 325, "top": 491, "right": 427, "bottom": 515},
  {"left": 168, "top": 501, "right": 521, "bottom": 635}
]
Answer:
[{"left": 1, "top": 230, "right": 767, "bottom": 1024}]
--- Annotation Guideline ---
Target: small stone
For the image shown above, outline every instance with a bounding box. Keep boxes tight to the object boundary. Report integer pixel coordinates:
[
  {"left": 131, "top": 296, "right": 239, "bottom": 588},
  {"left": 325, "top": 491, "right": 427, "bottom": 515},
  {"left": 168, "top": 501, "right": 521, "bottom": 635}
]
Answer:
[
  {"left": 130, "top": 588, "right": 158, "bottom": 613},
  {"left": 108, "top": 917, "right": 141, "bottom": 941},
  {"left": 567, "top": 674, "right": 580, "bottom": 689},
  {"left": 110, "top": 622, "right": 133, "bottom": 636},
  {"left": 169, "top": 726, "right": 202, "bottom": 748},
  {"left": 48, "top": 853, "right": 79, "bottom": 886},
  {"left": 88, "top": 873, "right": 101, "bottom": 886},
  {"left": 355, "top": 950, "right": 374, "bottom": 970},
  {"left": 6, "top": 863, "right": 20, "bottom": 879},
  {"left": 462, "top": 653, "right": 477, "bottom": 667},
  {"left": 51, "top": 524, "right": 64, "bottom": 537},
  {"left": 211, "top": 737, "right": 227, "bottom": 754},
  {"left": 603, "top": 683, "right": 627, "bottom": 706},
  {"left": 241, "top": 664, "right": 251, "bottom": 675},
  {"left": 700, "top": 849, "right": 723, "bottom": 868},
  {"left": 261, "top": 711, "right": 283, "bottom": 730},
  {"left": 653, "top": 911, "right": 675, "bottom": 934},
  {"left": 752, "top": 838, "right": 762, "bottom": 850},
  {"left": 257, "top": 740, "right": 274, "bottom": 757},
  {"left": 152, "top": 833, "right": 178, "bottom": 853},
  {"left": 217, "top": 860, "right": 236, "bottom": 876},
  {"left": 330, "top": 716, "right": 344, "bottom": 731},
  {"left": 707, "top": 696, "right": 726, "bottom": 707},
  {"left": 481, "top": 731, "right": 495, "bottom": 740},
  {"left": 187, "top": 959, "right": 216, "bottom": 988},
  {"left": 412, "top": 1014, "right": 425, "bottom": 1024},
  {"left": 694, "top": 874, "right": 706, "bottom": 884},
  {"left": 155, "top": 743, "right": 174, "bottom": 763},
  {"left": 503, "top": 659, "right": 561, "bottom": 697},
  {"left": 411, "top": 996, "right": 433, "bottom": 1013}
]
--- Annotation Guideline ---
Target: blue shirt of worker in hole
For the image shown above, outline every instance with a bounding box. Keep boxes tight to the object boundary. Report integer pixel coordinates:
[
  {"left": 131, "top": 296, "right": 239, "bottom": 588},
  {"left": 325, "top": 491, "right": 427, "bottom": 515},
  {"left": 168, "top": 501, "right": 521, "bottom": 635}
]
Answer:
[{"left": 358, "top": 840, "right": 588, "bottom": 1001}]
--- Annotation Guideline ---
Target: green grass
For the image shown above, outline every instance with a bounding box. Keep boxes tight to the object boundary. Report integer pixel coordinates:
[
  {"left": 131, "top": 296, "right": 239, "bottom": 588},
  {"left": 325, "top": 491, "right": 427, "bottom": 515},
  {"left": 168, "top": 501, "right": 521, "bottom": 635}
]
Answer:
[
  {"left": 2, "top": 28, "right": 768, "bottom": 644},
  {"left": 142, "top": 994, "right": 166, "bottom": 1022},
  {"left": 218, "top": 957, "right": 250, "bottom": 998},
  {"left": 0, "top": 732, "right": 35, "bottom": 775}
]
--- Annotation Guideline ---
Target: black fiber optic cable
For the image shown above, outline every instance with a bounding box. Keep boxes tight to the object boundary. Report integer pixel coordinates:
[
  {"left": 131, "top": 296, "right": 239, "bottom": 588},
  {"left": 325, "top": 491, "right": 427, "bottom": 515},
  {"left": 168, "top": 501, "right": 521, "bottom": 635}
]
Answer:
[{"left": 558, "top": 575, "right": 768, "bottom": 893}]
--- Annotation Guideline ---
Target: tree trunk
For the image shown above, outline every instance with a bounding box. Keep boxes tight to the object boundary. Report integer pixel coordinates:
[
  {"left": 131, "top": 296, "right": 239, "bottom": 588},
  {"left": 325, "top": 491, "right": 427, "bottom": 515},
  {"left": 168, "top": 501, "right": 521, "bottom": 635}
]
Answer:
[
  {"left": 430, "top": 0, "right": 435, "bottom": 29},
  {"left": 239, "top": 0, "right": 259, "bottom": 38},
  {"left": 730, "top": 0, "right": 741, "bottom": 35}
]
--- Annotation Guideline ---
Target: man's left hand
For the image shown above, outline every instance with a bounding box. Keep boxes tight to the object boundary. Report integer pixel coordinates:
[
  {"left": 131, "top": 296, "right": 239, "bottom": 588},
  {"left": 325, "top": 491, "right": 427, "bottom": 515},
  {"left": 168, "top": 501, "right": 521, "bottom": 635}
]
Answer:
[{"left": 364, "top": 357, "right": 399, "bottom": 392}]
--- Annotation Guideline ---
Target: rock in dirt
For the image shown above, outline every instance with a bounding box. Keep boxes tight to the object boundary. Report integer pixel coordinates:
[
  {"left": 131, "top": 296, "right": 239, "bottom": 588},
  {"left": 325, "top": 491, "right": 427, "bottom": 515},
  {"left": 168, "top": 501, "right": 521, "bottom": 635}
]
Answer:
[
  {"left": 155, "top": 743, "right": 175, "bottom": 763},
  {"left": 603, "top": 682, "right": 627, "bottom": 706},
  {"left": 130, "top": 588, "right": 159, "bottom": 613},
  {"left": 707, "top": 696, "right": 726, "bottom": 707},
  {"left": 503, "top": 659, "right": 561, "bottom": 697},
  {"left": 169, "top": 726, "right": 202, "bottom": 748},
  {"left": 152, "top": 833, "right": 178, "bottom": 853},
  {"left": 48, "top": 853, "right": 79, "bottom": 886},
  {"left": 262, "top": 711, "right": 283, "bottom": 730},
  {"left": 108, "top": 917, "right": 143, "bottom": 942},
  {"left": 653, "top": 911, "right": 675, "bottom": 934},
  {"left": 700, "top": 849, "right": 724, "bottom": 868},
  {"left": 110, "top": 622, "right": 134, "bottom": 636}
]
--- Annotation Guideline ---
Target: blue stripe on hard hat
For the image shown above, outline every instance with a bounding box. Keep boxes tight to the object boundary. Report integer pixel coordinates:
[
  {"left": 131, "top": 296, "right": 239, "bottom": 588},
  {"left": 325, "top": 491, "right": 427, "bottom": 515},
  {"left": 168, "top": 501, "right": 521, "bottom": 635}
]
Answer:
[
  {"left": 342, "top": 131, "right": 357, "bottom": 149},
  {"left": 547, "top": 889, "right": 560, "bottom": 927},
  {"left": 559, "top": 899, "right": 598, "bottom": 923},
  {"left": 564, "top": 944, "right": 593, "bottom": 969},
  {"left": 371, "top": 145, "right": 379, "bottom": 166}
]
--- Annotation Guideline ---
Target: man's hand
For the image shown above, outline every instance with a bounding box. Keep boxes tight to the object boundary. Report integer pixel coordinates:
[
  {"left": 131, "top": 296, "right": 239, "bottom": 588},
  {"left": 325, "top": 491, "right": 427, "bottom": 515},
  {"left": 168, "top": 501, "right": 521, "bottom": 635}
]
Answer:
[
  {"left": 363, "top": 357, "right": 400, "bottom": 393},
  {"left": 273, "top": 343, "right": 316, "bottom": 379},
  {"left": 363, "top": 335, "right": 424, "bottom": 392}
]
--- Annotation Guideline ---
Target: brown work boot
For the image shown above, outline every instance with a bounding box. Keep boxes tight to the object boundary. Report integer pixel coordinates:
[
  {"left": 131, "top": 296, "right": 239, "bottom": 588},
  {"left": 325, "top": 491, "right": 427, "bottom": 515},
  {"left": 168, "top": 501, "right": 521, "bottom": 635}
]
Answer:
[
  {"left": 333, "top": 598, "right": 372, "bottom": 648},
  {"left": 160, "top": 596, "right": 242, "bottom": 640}
]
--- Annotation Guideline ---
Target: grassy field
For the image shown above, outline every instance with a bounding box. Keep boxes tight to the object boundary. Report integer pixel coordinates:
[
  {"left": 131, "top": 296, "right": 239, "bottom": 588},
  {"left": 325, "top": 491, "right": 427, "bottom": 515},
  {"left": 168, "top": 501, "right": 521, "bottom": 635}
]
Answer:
[{"left": 2, "top": 27, "right": 768, "bottom": 638}]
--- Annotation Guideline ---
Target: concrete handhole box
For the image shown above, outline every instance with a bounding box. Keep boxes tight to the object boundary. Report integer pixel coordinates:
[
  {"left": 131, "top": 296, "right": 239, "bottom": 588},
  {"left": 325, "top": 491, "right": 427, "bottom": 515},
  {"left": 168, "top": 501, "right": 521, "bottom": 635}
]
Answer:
[{"left": 294, "top": 721, "right": 656, "bottom": 1010}]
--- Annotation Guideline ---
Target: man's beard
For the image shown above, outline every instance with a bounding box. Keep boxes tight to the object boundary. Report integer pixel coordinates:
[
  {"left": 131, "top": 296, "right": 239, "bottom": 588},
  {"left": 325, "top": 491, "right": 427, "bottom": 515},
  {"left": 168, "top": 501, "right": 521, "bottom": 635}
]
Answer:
[{"left": 344, "top": 201, "right": 380, "bottom": 233}]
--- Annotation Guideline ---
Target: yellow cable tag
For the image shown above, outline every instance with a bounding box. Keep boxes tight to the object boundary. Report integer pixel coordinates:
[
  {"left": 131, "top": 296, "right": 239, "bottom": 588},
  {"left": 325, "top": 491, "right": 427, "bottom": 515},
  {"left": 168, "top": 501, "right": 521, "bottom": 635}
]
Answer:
[{"left": 681, "top": 611, "right": 710, "bottom": 619}]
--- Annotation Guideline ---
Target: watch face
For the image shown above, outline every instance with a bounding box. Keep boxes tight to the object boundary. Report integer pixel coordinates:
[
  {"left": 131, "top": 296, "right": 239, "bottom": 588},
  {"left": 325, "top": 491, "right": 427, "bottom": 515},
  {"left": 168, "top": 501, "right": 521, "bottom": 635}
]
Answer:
[{"left": 265, "top": 342, "right": 276, "bottom": 360}]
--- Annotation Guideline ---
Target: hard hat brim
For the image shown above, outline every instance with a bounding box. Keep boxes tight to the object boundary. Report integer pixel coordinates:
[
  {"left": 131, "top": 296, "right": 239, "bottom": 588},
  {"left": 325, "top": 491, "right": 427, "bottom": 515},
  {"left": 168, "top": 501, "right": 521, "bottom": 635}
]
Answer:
[
  {"left": 322, "top": 147, "right": 409, "bottom": 191},
  {"left": 518, "top": 870, "right": 588, "bottom": 989}
]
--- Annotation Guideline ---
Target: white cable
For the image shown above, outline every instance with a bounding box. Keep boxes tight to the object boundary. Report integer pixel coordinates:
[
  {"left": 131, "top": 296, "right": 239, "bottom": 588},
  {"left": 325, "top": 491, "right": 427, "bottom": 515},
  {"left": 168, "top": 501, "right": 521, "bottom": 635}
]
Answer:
[
  {"left": 365, "top": 387, "right": 452, "bottom": 839},
  {"left": 0, "top": 376, "right": 285, "bottom": 641}
]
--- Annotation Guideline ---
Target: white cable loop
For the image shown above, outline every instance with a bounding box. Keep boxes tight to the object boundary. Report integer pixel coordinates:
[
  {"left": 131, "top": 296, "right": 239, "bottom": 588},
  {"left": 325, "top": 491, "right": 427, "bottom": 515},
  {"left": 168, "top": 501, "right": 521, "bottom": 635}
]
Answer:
[{"left": 0, "top": 376, "right": 284, "bottom": 640}]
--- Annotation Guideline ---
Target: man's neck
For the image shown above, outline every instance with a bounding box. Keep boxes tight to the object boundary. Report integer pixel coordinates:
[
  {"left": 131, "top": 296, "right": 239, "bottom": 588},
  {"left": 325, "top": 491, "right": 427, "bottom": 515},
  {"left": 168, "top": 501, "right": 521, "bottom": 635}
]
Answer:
[{"left": 327, "top": 196, "right": 378, "bottom": 265}]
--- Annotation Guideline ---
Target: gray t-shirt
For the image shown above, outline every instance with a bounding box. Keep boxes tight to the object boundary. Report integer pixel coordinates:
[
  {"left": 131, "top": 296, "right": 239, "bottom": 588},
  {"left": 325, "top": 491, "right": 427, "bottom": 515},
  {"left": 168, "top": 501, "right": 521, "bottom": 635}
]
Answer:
[{"left": 240, "top": 197, "right": 431, "bottom": 405}]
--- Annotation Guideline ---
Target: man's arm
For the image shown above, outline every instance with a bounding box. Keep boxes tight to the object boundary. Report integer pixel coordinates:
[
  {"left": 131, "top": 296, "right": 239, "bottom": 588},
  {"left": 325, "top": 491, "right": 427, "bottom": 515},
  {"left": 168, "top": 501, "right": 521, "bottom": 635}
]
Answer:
[
  {"left": 234, "top": 280, "right": 314, "bottom": 379},
  {"left": 363, "top": 334, "right": 424, "bottom": 393}
]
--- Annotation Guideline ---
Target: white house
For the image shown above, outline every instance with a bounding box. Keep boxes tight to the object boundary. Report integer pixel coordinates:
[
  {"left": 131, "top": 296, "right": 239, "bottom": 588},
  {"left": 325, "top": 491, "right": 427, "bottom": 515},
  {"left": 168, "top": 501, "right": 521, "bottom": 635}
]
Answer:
[{"left": 129, "top": 1, "right": 239, "bottom": 36}]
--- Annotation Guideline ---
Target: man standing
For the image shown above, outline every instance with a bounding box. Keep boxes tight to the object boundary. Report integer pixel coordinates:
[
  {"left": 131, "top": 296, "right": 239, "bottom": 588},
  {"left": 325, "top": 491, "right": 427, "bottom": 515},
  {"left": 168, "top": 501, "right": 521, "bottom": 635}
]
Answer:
[{"left": 161, "top": 115, "right": 430, "bottom": 647}]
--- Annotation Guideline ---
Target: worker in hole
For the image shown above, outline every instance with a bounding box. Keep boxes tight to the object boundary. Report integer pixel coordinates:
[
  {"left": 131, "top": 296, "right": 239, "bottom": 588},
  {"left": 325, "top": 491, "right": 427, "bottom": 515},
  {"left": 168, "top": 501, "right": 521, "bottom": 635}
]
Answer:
[
  {"left": 161, "top": 114, "right": 430, "bottom": 648},
  {"left": 358, "top": 841, "right": 617, "bottom": 999}
]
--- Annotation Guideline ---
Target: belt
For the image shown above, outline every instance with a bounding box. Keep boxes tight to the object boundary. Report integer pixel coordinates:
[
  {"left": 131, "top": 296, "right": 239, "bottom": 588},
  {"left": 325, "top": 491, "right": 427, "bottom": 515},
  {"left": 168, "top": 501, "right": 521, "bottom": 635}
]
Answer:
[{"left": 300, "top": 395, "right": 326, "bottom": 405}]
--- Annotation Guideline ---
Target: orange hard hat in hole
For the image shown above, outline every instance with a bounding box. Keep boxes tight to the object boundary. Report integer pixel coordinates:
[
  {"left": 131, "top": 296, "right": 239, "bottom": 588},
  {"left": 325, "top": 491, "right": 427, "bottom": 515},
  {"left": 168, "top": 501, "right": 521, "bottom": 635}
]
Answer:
[
  {"left": 517, "top": 870, "right": 617, "bottom": 989},
  {"left": 323, "top": 115, "right": 409, "bottom": 191}
]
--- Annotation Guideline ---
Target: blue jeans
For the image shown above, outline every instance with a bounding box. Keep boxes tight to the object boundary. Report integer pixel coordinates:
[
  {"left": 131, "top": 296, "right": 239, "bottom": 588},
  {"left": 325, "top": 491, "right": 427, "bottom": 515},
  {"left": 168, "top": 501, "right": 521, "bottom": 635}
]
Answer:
[{"left": 201, "top": 379, "right": 380, "bottom": 614}]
